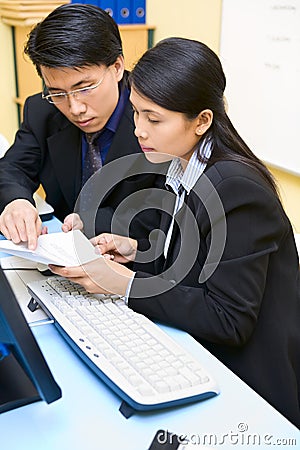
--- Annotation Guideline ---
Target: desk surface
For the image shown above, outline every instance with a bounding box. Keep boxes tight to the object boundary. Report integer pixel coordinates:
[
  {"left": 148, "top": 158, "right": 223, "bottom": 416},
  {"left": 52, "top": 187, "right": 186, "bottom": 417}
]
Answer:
[
  {"left": 1, "top": 321, "right": 299, "bottom": 450},
  {"left": 0, "top": 221, "right": 299, "bottom": 449}
]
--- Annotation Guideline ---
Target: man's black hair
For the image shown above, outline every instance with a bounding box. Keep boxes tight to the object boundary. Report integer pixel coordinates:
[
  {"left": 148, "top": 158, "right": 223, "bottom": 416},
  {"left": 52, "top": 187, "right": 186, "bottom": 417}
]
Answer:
[{"left": 25, "top": 4, "right": 123, "bottom": 76}]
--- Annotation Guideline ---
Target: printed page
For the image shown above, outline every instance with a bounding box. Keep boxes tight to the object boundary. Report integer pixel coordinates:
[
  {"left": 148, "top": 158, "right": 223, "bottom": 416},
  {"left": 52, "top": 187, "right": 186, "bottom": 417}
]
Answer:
[{"left": 0, "top": 230, "right": 101, "bottom": 266}]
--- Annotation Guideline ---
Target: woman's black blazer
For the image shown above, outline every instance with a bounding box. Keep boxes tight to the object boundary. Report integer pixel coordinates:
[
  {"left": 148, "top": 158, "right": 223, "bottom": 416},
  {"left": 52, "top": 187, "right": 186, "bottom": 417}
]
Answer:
[{"left": 130, "top": 160, "right": 300, "bottom": 428}]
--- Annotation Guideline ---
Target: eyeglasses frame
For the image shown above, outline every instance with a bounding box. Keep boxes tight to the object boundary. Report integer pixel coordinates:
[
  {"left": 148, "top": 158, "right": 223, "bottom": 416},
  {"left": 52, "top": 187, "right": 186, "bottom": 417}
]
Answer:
[{"left": 41, "top": 68, "right": 109, "bottom": 105}]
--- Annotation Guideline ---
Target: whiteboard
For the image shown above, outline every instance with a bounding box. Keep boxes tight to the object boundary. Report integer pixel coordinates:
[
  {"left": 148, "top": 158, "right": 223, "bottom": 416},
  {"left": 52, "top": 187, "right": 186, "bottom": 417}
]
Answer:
[{"left": 220, "top": 0, "right": 300, "bottom": 175}]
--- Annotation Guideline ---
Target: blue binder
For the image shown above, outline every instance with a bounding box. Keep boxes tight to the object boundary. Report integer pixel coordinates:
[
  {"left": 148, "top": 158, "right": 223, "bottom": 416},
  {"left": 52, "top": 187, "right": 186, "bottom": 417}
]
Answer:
[
  {"left": 86, "top": 0, "right": 101, "bottom": 6},
  {"left": 131, "top": 0, "right": 146, "bottom": 24},
  {"left": 116, "top": 0, "right": 131, "bottom": 24},
  {"left": 71, "top": 0, "right": 99, "bottom": 5},
  {"left": 99, "top": 0, "right": 116, "bottom": 19}
]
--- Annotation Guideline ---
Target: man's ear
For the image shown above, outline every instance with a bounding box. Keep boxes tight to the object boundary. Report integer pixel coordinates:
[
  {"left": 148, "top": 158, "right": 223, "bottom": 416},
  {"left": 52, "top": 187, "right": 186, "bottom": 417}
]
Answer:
[
  {"left": 113, "top": 55, "right": 125, "bottom": 82},
  {"left": 195, "top": 109, "right": 213, "bottom": 136}
]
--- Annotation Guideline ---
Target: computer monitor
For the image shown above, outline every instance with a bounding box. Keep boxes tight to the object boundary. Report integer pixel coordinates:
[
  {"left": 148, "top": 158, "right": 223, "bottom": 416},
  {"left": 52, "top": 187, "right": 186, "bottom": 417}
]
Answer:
[{"left": 0, "top": 265, "right": 61, "bottom": 413}]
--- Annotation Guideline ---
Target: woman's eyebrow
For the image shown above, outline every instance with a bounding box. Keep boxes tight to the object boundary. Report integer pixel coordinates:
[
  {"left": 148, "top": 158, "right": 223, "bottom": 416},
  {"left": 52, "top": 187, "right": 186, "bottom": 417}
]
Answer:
[{"left": 130, "top": 99, "right": 162, "bottom": 116}]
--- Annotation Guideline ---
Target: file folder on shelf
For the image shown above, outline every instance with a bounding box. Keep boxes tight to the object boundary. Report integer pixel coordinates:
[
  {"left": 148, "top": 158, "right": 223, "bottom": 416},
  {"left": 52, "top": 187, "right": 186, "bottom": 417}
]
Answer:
[
  {"left": 71, "top": 1, "right": 100, "bottom": 6},
  {"left": 99, "top": 0, "right": 116, "bottom": 18},
  {"left": 131, "top": 0, "right": 145, "bottom": 24},
  {"left": 87, "top": 0, "right": 100, "bottom": 6},
  {"left": 116, "top": 0, "right": 131, "bottom": 24}
]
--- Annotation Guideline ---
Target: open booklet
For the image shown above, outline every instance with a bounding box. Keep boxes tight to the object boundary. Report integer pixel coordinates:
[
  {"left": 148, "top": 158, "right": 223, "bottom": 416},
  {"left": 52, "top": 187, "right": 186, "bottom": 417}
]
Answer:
[{"left": 0, "top": 230, "right": 101, "bottom": 267}]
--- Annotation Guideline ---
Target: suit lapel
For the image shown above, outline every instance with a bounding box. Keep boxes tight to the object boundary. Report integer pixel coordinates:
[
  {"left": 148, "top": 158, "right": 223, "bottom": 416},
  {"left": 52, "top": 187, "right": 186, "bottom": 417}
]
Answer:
[
  {"left": 162, "top": 212, "right": 180, "bottom": 272},
  {"left": 152, "top": 190, "right": 175, "bottom": 272},
  {"left": 162, "top": 194, "right": 198, "bottom": 278},
  {"left": 47, "top": 115, "right": 82, "bottom": 208},
  {"left": 104, "top": 102, "right": 141, "bottom": 164}
]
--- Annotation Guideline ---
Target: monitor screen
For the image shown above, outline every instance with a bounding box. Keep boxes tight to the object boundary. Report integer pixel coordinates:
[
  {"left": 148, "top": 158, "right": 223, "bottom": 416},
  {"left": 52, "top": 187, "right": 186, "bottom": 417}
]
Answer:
[{"left": 0, "top": 265, "right": 61, "bottom": 413}]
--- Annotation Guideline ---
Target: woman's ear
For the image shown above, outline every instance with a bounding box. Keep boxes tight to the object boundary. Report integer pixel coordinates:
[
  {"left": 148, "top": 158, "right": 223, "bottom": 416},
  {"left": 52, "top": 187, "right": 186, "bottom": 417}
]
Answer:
[{"left": 195, "top": 109, "right": 213, "bottom": 136}]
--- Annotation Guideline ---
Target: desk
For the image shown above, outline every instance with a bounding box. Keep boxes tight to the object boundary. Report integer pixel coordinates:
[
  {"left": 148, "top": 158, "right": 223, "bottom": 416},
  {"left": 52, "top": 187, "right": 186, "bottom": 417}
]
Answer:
[
  {"left": 1, "top": 322, "right": 299, "bottom": 449},
  {"left": 1, "top": 223, "right": 299, "bottom": 449}
]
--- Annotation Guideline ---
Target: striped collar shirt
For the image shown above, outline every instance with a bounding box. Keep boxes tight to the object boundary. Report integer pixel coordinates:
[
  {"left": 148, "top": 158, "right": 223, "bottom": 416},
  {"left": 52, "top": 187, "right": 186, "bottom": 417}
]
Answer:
[{"left": 163, "top": 139, "right": 212, "bottom": 257}]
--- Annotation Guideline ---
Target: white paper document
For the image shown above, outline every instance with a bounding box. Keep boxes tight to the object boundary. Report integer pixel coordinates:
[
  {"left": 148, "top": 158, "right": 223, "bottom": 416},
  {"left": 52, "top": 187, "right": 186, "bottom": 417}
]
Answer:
[{"left": 0, "top": 230, "right": 101, "bottom": 266}]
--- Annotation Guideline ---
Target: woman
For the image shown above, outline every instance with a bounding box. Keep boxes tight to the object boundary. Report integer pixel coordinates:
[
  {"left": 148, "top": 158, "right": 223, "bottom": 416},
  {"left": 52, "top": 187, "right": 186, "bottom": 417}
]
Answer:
[{"left": 50, "top": 38, "right": 300, "bottom": 428}]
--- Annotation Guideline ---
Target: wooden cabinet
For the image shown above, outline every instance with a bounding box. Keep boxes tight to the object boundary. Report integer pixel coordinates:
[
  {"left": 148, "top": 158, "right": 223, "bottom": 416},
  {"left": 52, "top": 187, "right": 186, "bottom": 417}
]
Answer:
[
  {"left": 0, "top": 1, "right": 154, "bottom": 120},
  {"left": 120, "top": 24, "right": 154, "bottom": 70}
]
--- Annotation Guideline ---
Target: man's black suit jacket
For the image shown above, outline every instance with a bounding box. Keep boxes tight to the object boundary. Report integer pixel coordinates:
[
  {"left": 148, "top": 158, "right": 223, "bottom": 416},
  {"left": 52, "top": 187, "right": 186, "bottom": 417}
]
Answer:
[{"left": 0, "top": 87, "right": 162, "bottom": 238}]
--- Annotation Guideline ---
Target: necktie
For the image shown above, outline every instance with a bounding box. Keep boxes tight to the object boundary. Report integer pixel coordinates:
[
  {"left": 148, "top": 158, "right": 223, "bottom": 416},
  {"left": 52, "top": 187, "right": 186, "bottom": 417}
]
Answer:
[{"left": 82, "top": 131, "right": 102, "bottom": 186}]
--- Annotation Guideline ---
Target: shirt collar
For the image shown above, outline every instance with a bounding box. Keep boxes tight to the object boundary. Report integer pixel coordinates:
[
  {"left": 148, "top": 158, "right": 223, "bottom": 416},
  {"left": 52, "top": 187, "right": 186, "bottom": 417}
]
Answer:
[
  {"left": 105, "top": 85, "right": 130, "bottom": 133},
  {"left": 166, "top": 138, "right": 212, "bottom": 195}
]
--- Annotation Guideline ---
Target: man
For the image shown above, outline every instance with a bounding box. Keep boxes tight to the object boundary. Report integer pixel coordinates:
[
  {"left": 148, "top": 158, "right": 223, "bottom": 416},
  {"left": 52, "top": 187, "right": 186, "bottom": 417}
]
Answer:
[{"left": 0, "top": 4, "right": 161, "bottom": 250}]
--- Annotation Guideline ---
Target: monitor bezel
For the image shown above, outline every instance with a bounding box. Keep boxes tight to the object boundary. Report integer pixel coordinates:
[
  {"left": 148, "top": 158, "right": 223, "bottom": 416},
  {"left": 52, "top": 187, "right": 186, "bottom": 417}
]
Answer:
[{"left": 0, "top": 265, "right": 62, "bottom": 413}]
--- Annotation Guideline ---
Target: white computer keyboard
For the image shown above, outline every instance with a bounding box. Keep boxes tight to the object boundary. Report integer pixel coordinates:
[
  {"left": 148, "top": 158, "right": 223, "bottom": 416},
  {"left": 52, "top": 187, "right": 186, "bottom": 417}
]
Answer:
[{"left": 27, "top": 276, "right": 219, "bottom": 417}]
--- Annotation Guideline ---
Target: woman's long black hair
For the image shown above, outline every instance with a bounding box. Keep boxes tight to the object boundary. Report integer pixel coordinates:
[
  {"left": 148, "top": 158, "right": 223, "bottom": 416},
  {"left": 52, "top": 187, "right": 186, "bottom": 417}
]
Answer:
[{"left": 129, "top": 37, "right": 278, "bottom": 195}]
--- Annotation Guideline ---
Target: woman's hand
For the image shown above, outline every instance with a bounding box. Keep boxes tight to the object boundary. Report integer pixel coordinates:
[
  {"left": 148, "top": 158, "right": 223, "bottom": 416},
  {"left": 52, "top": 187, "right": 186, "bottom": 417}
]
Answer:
[
  {"left": 49, "top": 257, "right": 134, "bottom": 296},
  {"left": 62, "top": 213, "right": 84, "bottom": 232},
  {"left": 90, "top": 233, "right": 137, "bottom": 263}
]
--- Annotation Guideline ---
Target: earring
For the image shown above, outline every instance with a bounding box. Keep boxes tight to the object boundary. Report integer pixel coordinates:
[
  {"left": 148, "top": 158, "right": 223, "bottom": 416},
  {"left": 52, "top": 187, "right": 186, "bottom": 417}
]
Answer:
[{"left": 196, "top": 129, "right": 202, "bottom": 136}]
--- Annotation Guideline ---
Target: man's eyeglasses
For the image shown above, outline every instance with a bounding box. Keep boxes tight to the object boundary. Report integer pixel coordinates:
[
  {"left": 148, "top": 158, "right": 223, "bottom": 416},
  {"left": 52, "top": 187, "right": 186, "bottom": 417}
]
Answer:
[{"left": 42, "top": 69, "right": 109, "bottom": 105}]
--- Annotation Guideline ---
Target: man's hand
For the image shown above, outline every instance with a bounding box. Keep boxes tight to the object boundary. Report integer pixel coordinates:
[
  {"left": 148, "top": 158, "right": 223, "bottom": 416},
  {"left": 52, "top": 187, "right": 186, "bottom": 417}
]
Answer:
[
  {"left": 62, "top": 213, "right": 84, "bottom": 232},
  {"left": 0, "top": 199, "right": 42, "bottom": 250}
]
